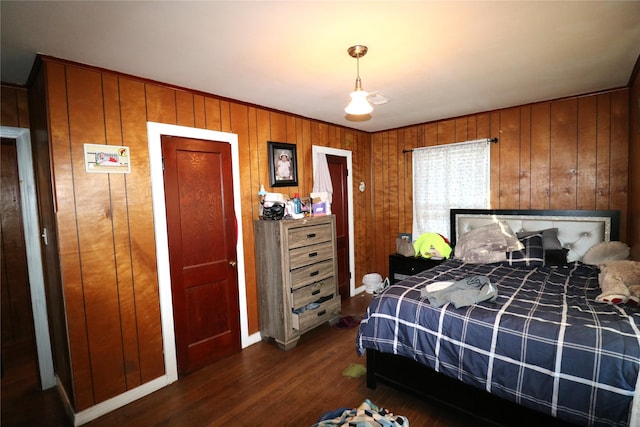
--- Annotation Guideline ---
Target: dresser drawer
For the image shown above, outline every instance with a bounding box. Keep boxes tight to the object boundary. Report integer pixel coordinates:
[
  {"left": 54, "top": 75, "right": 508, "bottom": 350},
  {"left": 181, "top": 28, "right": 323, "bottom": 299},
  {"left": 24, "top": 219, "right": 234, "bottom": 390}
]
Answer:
[
  {"left": 291, "top": 277, "right": 336, "bottom": 310},
  {"left": 290, "top": 259, "right": 335, "bottom": 291},
  {"left": 287, "top": 223, "right": 332, "bottom": 249},
  {"left": 292, "top": 297, "right": 341, "bottom": 333},
  {"left": 289, "top": 241, "right": 334, "bottom": 270}
]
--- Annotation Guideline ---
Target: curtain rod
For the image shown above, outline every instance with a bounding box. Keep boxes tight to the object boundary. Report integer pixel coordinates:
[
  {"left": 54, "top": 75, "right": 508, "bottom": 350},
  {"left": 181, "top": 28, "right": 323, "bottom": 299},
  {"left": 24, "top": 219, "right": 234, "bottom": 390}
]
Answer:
[{"left": 402, "top": 137, "right": 498, "bottom": 154}]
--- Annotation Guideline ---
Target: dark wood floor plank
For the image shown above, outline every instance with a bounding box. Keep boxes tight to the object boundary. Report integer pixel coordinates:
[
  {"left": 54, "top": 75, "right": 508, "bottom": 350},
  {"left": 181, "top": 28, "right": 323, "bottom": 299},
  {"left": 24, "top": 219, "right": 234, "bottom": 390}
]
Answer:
[{"left": 2, "top": 294, "right": 483, "bottom": 426}]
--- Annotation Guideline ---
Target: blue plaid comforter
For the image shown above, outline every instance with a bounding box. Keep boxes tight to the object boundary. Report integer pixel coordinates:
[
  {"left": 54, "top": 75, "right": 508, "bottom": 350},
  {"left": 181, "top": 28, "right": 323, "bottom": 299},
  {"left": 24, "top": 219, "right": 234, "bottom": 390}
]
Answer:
[{"left": 356, "top": 259, "right": 640, "bottom": 427}]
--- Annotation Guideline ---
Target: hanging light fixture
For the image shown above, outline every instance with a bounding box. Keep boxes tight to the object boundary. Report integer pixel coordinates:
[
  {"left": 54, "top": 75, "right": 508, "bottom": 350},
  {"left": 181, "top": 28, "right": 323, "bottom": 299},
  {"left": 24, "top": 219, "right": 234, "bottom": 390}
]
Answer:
[{"left": 345, "top": 45, "right": 373, "bottom": 116}]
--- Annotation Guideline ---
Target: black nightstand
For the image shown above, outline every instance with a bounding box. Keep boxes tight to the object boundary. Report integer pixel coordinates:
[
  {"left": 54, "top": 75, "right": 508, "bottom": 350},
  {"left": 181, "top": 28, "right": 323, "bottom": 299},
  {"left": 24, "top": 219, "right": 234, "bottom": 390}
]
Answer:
[{"left": 389, "top": 254, "right": 444, "bottom": 284}]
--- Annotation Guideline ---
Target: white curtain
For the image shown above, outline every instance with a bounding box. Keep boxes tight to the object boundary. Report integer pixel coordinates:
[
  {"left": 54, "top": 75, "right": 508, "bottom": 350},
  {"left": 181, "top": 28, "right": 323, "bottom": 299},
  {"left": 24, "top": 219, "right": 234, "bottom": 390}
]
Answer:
[
  {"left": 412, "top": 139, "right": 491, "bottom": 240},
  {"left": 312, "top": 152, "right": 333, "bottom": 202}
]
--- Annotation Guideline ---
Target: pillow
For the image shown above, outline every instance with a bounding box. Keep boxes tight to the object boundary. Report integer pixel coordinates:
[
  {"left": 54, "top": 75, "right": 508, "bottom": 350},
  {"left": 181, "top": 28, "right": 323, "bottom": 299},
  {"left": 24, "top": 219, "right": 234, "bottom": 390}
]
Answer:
[
  {"left": 517, "top": 228, "right": 562, "bottom": 250},
  {"left": 545, "top": 248, "right": 570, "bottom": 266},
  {"left": 454, "top": 221, "right": 523, "bottom": 264},
  {"left": 582, "top": 241, "right": 630, "bottom": 265},
  {"left": 504, "top": 234, "right": 545, "bottom": 267}
]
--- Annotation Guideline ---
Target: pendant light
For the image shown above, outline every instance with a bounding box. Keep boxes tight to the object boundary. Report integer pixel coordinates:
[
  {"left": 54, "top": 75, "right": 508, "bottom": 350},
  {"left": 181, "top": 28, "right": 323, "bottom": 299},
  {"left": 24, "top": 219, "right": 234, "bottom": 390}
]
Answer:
[{"left": 345, "top": 45, "right": 373, "bottom": 116}]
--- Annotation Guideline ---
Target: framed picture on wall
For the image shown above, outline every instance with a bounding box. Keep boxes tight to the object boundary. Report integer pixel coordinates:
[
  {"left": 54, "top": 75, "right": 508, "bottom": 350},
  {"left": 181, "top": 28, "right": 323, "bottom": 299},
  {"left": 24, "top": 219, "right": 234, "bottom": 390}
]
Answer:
[{"left": 268, "top": 141, "right": 298, "bottom": 187}]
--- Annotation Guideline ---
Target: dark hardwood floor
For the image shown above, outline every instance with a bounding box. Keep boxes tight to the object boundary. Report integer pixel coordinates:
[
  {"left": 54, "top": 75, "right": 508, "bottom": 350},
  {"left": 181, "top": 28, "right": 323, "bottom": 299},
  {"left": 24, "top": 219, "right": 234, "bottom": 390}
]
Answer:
[{"left": 2, "top": 294, "right": 486, "bottom": 426}]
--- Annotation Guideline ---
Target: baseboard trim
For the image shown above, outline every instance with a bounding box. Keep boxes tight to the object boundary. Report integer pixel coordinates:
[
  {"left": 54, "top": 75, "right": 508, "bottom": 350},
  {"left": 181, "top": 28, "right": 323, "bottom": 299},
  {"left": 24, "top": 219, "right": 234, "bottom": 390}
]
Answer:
[{"left": 73, "top": 376, "right": 170, "bottom": 426}]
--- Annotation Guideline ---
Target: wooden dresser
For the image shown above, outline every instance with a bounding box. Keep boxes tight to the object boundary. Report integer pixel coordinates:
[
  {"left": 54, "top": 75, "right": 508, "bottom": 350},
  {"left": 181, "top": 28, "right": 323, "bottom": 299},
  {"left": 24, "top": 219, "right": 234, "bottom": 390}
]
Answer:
[{"left": 254, "top": 215, "right": 341, "bottom": 350}]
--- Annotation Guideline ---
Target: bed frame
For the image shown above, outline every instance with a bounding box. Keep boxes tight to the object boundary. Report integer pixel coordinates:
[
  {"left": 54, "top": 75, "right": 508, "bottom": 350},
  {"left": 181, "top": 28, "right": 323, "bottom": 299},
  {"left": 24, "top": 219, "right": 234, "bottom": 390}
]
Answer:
[{"left": 366, "top": 209, "right": 621, "bottom": 427}]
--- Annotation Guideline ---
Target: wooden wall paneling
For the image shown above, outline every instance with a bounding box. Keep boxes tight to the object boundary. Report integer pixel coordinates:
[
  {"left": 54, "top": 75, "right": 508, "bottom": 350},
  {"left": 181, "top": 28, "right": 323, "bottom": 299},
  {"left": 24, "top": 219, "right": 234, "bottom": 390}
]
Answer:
[
  {"left": 298, "top": 118, "right": 311, "bottom": 196},
  {"left": 490, "top": 111, "right": 501, "bottom": 208},
  {"left": 399, "top": 127, "right": 415, "bottom": 234},
  {"left": 1, "top": 86, "right": 30, "bottom": 128},
  {"left": 353, "top": 131, "right": 371, "bottom": 283},
  {"left": 437, "top": 119, "right": 455, "bottom": 143},
  {"left": 102, "top": 74, "right": 142, "bottom": 390},
  {"left": 193, "top": 95, "right": 206, "bottom": 129},
  {"left": 519, "top": 106, "right": 532, "bottom": 209},
  {"left": 596, "top": 93, "right": 612, "bottom": 211},
  {"left": 204, "top": 97, "right": 222, "bottom": 131},
  {"left": 1, "top": 86, "right": 18, "bottom": 126},
  {"left": 175, "top": 90, "right": 195, "bottom": 128},
  {"left": 530, "top": 103, "right": 551, "bottom": 209},
  {"left": 498, "top": 107, "right": 521, "bottom": 208},
  {"left": 372, "top": 132, "right": 385, "bottom": 276},
  {"left": 610, "top": 89, "right": 629, "bottom": 240},
  {"left": 476, "top": 113, "right": 490, "bottom": 141},
  {"left": 268, "top": 111, "right": 287, "bottom": 142},
  {"left": 577, "top": 96, "right": 598, "bottom": 210},
  {"left": 230, "top": 102, "right": 259, "bottom": 334},
  {"left": 28, "top": 64, "right": 75, "bottom": 404},
  {"left": 46, "top": 61, "right": 94, "bottom": 410},
  {"left": 117, "top": 77, "right": 165, "bottom": 385},
  {"left": 630, "top": 71, "right": 640, "bottom": 258},
  {"left": 246, "top": 105, "right": 260, "bottom": 333},
  {"left": 1, "top": 139, "right": 34, "bottom": 344},
  {"left": 66, "top": 66, "right": 126, "bottom": 403},
  {"left": 255, "top": 109, "right": 271, "bottom": 192},
  {"left": 455, "top": 116, "right": 469, "bottom": 142},
  {"left": 220, "top": 100, "right": 232, "bottom": 133},
  {"left": 550, "top": 98, "right": 578, "bottom": 209},
  {"left": 425, "top": 122, "right": 437, "bottom": 147},
  {"left": 144, "top": 84, "right": 177, "bottom": 125},
  {"left": 387, "top": 130, "right": 399, "bottom": 256}
]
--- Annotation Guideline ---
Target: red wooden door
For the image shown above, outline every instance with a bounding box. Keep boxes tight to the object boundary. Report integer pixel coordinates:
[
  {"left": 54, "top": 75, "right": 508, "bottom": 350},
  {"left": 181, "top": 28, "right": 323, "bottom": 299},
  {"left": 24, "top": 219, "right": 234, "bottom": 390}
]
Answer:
[
  {"left": 161, "top": 135, "right": 241, "bottom": 376},
  {"left": 327, "top": 154, "right": 350, "bottom": 299}
]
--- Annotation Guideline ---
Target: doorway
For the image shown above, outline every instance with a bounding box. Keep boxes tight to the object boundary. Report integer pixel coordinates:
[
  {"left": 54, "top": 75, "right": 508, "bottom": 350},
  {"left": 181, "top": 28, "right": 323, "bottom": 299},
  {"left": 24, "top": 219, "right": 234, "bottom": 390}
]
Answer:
[
  {"left": 312, "top": 146, "right": 356, "bottom": 297},
  {"left": 147, "top": 122, "right": 250, "bottom": 384},
  {"left": 0, "top": 126, "right": 54, "bottom": 389},
  {"left": 161, "top": 135, "right": 241, "bottom": 375}
]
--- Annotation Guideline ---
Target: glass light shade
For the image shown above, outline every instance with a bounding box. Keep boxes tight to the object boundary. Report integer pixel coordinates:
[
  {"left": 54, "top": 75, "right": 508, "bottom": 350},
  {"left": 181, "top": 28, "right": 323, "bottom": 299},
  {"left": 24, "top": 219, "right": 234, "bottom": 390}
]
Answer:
[{"left": 345, "top": 89, "right": 373, "bottom": 115}]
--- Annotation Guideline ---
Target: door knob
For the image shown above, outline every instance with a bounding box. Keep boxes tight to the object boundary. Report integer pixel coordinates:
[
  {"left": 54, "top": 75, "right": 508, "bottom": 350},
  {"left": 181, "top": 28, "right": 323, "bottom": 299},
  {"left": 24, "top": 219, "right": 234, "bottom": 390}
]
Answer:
[{"left": 229, "top": 261, "right": 237, "bottom": 268}]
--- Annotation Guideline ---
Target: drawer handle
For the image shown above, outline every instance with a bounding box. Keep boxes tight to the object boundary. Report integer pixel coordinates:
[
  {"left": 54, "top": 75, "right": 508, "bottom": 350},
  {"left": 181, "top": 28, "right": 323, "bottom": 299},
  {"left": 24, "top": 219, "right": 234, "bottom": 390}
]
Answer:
[
  {"left": 308, "top": 252, "right": 318, "bottom": 258},
  {"left": 317, "top": 310, "right": 326, "bottom": 317},
  {"left": 310, "top": 271, "right": 319, "bottom": 277},
  {"left": 307, "top": 233, "right": 317, "bottom": 238},
  {"left": 311, "top": 289, "right": 321, "bottom": 295}
]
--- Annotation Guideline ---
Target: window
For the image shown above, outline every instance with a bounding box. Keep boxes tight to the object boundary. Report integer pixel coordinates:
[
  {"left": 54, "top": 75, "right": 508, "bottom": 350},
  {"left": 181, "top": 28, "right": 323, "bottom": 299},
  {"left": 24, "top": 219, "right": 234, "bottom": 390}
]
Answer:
[{"left": 412, "top": 139, "right": 491, "bottom": 240}]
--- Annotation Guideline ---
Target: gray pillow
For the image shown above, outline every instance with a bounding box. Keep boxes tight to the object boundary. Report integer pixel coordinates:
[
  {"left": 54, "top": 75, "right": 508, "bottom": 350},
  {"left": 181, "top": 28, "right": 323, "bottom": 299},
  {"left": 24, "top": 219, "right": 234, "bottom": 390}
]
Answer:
[
  {"left": 455, "top": 221, "right": 523, "bottom": 264},
  {"left": 517, "top": 228, "right": 562, "bottom": 250}
]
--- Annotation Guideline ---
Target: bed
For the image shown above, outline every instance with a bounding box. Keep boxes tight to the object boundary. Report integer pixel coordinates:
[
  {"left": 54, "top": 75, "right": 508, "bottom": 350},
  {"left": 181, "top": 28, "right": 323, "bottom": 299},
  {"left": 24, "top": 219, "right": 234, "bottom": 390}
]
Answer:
[{"left": 356, "top": 209, "right": 639, "bottom": 427}]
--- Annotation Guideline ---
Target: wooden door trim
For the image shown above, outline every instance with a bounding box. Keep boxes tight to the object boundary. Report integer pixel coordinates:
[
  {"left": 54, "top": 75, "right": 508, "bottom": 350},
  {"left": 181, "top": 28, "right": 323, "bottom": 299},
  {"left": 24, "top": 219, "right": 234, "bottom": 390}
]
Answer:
[
  {"left": 311, "top": 145, "right": 357, "bottom": 297},
  {"left": 147, "top": 122, "right": 252, "bottom": 385},
  {"left": 0, "top": 126, "right": 55, "bottom": 389}
]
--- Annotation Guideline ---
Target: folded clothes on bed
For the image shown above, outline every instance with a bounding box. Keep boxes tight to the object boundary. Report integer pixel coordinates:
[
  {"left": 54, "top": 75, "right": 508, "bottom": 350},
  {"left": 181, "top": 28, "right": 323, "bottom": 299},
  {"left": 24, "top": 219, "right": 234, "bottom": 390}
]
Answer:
[{"left": 420, "top": 275, "right": 497, "bottom": 308}]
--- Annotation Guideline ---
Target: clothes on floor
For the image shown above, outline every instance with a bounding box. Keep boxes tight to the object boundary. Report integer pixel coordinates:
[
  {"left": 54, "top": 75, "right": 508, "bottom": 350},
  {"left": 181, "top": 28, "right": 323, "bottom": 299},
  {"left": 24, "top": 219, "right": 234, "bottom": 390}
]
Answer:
[{"left": 313, "top": 399, "right": 409, "bottom": 427}]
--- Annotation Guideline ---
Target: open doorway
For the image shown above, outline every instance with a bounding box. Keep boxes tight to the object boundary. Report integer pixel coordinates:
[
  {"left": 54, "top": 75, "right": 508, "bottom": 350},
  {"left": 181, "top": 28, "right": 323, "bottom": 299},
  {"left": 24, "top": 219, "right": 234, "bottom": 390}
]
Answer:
[
  {"left": 0, "top": 126, "right": 55, "bottom": 389},
  {"left": 312, "top": 146, "right": 357, "bottom": 297}
]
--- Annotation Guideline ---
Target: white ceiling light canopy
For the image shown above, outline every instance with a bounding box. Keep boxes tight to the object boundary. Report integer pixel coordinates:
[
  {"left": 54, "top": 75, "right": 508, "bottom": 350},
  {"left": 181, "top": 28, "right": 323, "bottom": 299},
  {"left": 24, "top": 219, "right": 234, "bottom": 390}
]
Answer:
[{"left": 344, "top": 45, "right": 373, "bottom": 116}]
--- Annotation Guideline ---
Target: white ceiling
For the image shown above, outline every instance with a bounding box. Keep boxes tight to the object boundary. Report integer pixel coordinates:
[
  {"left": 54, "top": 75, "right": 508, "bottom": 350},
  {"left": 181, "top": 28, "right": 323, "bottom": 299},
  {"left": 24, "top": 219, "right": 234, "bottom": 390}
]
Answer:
[{"left": 2, "top": 1, "right": 639, "bottom": 132}]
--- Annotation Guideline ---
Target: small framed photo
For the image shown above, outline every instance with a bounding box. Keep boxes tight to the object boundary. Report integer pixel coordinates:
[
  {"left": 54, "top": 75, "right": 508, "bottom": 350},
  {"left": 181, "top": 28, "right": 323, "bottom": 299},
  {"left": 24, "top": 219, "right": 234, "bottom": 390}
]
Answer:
[
  {"left": 84, "top": 143, "right": 131, "bottom": 174},
  {"left": 268, "top": 141, "right": 298, "bottom": 187}
]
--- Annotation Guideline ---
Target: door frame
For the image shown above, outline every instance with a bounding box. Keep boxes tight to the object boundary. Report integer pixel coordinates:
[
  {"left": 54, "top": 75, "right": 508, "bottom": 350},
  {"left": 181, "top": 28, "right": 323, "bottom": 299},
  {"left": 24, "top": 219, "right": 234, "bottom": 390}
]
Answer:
[
  {"left": 311, "top": 145, "right": 361, "bottom": 296},
  {"left": 0, "top": 126, "right": 55, "bottom": 389},
  {"left": 147, "top": 122, "right": 253, "bottom": 385}
]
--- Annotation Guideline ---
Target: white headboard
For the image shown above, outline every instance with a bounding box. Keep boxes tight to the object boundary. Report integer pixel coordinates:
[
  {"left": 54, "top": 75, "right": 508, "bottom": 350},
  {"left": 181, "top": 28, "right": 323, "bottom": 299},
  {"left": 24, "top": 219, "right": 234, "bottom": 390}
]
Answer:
[{"left": 450, "top": 209, "right": 620, "bottom": 262}]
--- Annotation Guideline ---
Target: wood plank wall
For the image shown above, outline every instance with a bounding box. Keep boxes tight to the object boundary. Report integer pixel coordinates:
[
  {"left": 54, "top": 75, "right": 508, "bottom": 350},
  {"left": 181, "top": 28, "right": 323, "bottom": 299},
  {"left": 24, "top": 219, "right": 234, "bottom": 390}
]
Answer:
[
  {"left": 1, "top": 85, "right": 30, "bottom": 128},
  {"left": 369, "top": 90, "right": 630, "bottom": 276},
  {"left": 629, "top": 64, "right": 640, "bottom": 261},
  {"left": 7, "top": 54, "right": 632, "bottom": 412},
  {"left": 31, "top": 57, "right": 370, "bottom": 410}
]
